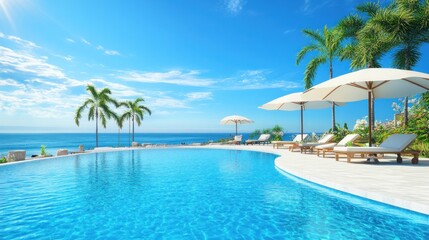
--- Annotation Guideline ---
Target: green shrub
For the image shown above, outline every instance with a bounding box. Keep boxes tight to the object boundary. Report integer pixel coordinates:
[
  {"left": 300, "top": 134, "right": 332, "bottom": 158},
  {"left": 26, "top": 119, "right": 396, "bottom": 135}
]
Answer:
[
  {"left": 412, "top": 142, "right": 429, "bottom": 158},
  {"left": 40, "top": 145, "right": 47, "bottom": 156},
  {"left": 329, "top": 123, "right": 351, "bottom": 142},
  {"left": 0, "top": 156, "right": 7, "bottom": 163}
]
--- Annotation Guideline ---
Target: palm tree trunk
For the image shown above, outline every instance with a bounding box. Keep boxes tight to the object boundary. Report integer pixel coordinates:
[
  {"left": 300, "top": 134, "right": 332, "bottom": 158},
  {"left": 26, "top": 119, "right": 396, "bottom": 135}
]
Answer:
[
  {"left": 132, "top": 114, "right": 135, "bottom": 142},
  {"left": 329, "top": 62, "right": 335, "bottom": 132},
  {"left": 332, "top": 102, "right": 335, "bottom": 132},
  {"left": 404, "top": 96, "right": 409, "bottom": 126},
  {"left": 128, "top": 118, "right": 131, "bottom": 147},
  {"left": 118, "top": 128, "right": 120, "bottom": 147},
  {"left": 96, "top": 109, "right": 99, "bottom": 147}
]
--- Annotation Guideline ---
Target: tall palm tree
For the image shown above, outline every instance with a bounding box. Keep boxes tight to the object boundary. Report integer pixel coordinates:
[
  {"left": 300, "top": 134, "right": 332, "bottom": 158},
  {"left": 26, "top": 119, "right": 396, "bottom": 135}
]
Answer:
[
  {"left": 75, "top": 85, "right": 118, "bottom": 147},
  {"left": 119, "top": 98, "right": 152, "bottom": 143},
  {"left": 337, "top": 2, "right": 394, "bottom": 135},
  {"left": 338, "top": 2, "right": 392, "bottom": 69},
  {"left": 368, "top": 0, "right": 429, "bottom": 126},
  {"left": 296, "top": 25, "right": 344, "bottom": 131}
]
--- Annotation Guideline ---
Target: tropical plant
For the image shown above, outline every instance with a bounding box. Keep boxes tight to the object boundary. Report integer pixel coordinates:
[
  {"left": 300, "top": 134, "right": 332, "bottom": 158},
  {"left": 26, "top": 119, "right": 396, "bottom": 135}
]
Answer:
[
  {"left": 75, "top": 85, "right": 118, "bottom": 147},
  {"left": 40, "top": 145, "right": 47, "bottom": 156},
  {"left": 368, "top": 0, "right": 429, "bottom": 126},
  {"left": 296, "top": 25, "right": 344, "bottom": 131},
  {"left": 404, "top": 94, "right": 429, "bottom": 142},
  {"left": 118, "top": 98, "right": 152, "bottom": 143},
  {"left": 0, "top": 156, "right": 7, "bottom": 163},
  {"left": 329, "top": 123, "right": 351, "bottom": 142},
  {"left": 271, "top": 124, "right": 284, "bottom": 141},
  {"left": 338, "top": 2, "right": 394, "bottom": 69},
  {"left": 249, "top": 129, "right": 261, "bottom": 139},
  {"left": 352, "top": 116, "right": 369, "bottom": 142}
]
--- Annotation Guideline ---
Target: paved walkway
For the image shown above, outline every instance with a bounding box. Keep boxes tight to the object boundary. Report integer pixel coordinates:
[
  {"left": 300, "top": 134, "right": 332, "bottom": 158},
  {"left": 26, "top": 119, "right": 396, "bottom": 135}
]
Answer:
[{"left": 196, "top": 144, "right": 429, "bottom": 215}]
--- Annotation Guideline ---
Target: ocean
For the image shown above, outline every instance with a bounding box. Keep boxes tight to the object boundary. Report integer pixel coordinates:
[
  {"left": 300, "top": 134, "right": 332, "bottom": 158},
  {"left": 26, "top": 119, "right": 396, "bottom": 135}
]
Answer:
[{"left": 0, "top": 132, "right": 297, "bottom": 157}]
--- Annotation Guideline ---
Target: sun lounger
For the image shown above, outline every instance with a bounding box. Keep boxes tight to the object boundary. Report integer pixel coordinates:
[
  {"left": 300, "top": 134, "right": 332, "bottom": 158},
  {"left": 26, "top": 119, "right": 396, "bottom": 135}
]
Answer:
[
  {"left": 315, "top": 134, "right": 360, "bottom": 157},
  {"left": 228, "top": 135, "right": 242, "bottom": 145},
  {"left": 334, "top": 134, "right": 419, "bottom": 164},
  {"left": 245, "top": 134, "right": 271, "bottom": 145},
  {"left": 70, "top": 145, "right": 85, "bottom": 154},
  {"left": 298, "top": 134, "right": 335, "bottom": 153},
  {"left": 272, "top": 134, "right": 308, "bottom": 150}
]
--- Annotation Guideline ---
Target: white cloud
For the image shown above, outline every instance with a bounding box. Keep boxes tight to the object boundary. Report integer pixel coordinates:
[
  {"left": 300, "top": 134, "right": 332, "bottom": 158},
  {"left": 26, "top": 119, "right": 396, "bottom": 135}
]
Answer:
[
  {"left": 96, "top": 45, "right": 120, "bottom": 56},
  {"left": 303, "top": 0, "right": 311, "bottom": 13},
  {"left": 223, "top": 70, "right": 301, "bottom": 90},
  {"left": 150, "top": 97, "right": 190, "bottom": 109},
  {"left": 88, "top": 78, "right": 142, "bottom": 98},
  {"left": 104, "top": 50, "right": 120, "bottom": 56},
  {"left": 118, "top": 70, "right": 215, "bottom": 87},
  {"left": 283, "top": 29, "right": 295, "bottom": 35},
  {"left": 66, "top": 38, "right": 75, "bottom": 43},
  {"left": 0, "top": 78, "right": 24, "bottom": 87},
  {"left": 225, "top": 0, "right": 244, "bottom": 14},
  {"left": 0, "top": 32, "right": 39, "bottom": 48},
  {"left": 0, "top": 46, "right": 66, "bottom": 79},
  {"left": 186, "top": 92, "right": 213, "bottom": 101},
  {"left": 8, "top": 36, "right": 39, "bottom": 48},
  {"left": 81, "top": 37, "right": 91, "bottom": 45}
]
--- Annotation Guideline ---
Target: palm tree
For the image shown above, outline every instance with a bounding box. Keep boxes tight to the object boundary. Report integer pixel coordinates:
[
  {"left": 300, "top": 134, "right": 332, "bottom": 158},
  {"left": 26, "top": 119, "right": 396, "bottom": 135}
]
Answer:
[
  {"left": 119, "top": 98, "right": 152, "bottom": 143},
  {"left": 337, "top": 2, "right": 395, "bottom": 135},
  {"left": 112, "top": 110, "right": 125, "bottom": 147},
  {"left": 75, "top": 85, "right": 118, "bottom": 147},
  {"left": 296, "top": 25, "right": 344, "bottom": 131},
  {"left": 368, "top": 0, "right": 429, "bottom": 126},
  {"left": 338, "top": 2, "right": 393, "bottom": 69}
]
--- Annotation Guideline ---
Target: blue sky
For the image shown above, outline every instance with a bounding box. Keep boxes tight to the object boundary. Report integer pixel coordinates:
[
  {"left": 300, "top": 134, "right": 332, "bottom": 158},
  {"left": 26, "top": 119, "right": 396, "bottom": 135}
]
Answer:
[{"left": 0, "top": 0, "right": 428, "bottom": 134}]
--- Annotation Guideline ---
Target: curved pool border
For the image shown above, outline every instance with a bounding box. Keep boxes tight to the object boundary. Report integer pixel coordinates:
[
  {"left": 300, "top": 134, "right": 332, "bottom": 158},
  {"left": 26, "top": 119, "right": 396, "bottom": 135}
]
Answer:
[{"left": 2, "top": 145, "right": 428, "bottom": 215}]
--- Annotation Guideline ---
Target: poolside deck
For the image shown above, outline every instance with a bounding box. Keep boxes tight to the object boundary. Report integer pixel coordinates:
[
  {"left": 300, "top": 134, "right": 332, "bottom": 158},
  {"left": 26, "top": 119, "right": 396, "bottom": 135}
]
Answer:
[{"left": 197, "top": 144, "right": 429, "bottom": 215}]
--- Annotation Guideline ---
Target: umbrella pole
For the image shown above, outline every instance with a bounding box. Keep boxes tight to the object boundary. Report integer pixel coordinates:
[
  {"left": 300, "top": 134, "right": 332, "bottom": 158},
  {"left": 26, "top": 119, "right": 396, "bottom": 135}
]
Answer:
[
  {"left": 300, "top": 105, "right": 304, "bottom": 141},
  {"left": 368, "top": 91, "right": 373, "bottom": 147},
  {"left": 235, "top": 122, "right": 238, "bottom": 136}
]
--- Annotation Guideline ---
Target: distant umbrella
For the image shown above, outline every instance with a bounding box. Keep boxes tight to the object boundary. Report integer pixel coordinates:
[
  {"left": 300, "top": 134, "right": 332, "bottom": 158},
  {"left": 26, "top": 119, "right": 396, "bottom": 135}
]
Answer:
[
  {"left": 220, "top": 115, "right": 254, "bottom": 135},
  {"left": 260, "top": 92, "right": 344, "bottom": 141}
]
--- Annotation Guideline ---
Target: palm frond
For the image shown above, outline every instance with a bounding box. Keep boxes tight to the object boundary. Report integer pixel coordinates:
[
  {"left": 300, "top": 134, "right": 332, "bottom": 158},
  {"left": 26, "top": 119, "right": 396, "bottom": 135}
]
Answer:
[
  {"left": 337, "top": 14, "right": 365, "bottom": 39},
  {"left": 86, "top": 85, "right": 98, "bottom": 100},
  {"left": 393, "top": 45, "right": 421, "bottom": 69},
  {"left": 302, "top": 29, "right": 325, "bottom": 46},
  {"left": 99, "top": 103, "right": 113, "bottom": 119},
  {"left": 356, "top": 2, "right": 380, "bottom": 17},
  {"left": 296, "top": 44, "right": 318, "bottom": 65},
  {"left": 88, "top": 106, "right": 95, "bottom": 121},
  {"left": 139, "top": 105, "right": 152, "bottom": 115},
  {"left": 304, "top": 56, "right": 327, "bottom": 89},
  {"left": 99, "top": 112, "right": 108, "bottom": 128}
]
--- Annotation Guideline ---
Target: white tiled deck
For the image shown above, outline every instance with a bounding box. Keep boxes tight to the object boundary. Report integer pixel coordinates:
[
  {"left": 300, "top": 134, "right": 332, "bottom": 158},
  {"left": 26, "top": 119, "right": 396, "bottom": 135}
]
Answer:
[{"left": 197, "top": 144, "right": 429, "bottom": 215}]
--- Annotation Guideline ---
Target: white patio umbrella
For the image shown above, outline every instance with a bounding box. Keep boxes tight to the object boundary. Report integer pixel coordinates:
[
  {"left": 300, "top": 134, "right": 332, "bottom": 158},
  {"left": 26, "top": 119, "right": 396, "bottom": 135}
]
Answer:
[
  {"left": 260, "top": 92, "right": 344, "bottom": 141},
  {"left": 220, "top": 115, "right": 254, "bottom": 135},
  {"left": 302, "top": 68, "right": 429, "bottom": 146}
]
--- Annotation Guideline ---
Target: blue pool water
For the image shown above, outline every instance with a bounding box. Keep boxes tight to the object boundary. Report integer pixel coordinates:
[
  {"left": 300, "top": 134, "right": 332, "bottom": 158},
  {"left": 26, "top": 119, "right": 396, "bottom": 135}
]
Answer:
[{"left": 0, "top": 149, "right": 428, "bottom": 239}]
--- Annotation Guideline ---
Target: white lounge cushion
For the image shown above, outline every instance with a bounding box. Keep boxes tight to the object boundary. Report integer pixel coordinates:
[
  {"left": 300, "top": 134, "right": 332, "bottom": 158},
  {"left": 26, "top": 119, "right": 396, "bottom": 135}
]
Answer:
[
  {"left": 334, "top": 134, "right": 417, "bottom": 153},
  {"left": 316, "top": 134, "right": 360, "bottom": 150},
  {"left": 258, "top": 134, "right": 271, "bottom": 141},
  {"left": 334, "top": 146, "right": 398, "bottom": 153},
  {"left": 315, "top": 142, "right": 337, "bottom": 150},
  {"left": 299, "top": 134, "right": 334, "bottom": 147}
]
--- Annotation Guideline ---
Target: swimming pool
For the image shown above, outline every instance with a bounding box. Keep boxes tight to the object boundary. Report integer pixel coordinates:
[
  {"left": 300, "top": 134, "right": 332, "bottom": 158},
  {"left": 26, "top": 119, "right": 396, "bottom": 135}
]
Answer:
[{"left": 0, "top": 148, "right": 428, "bottom": 239}]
